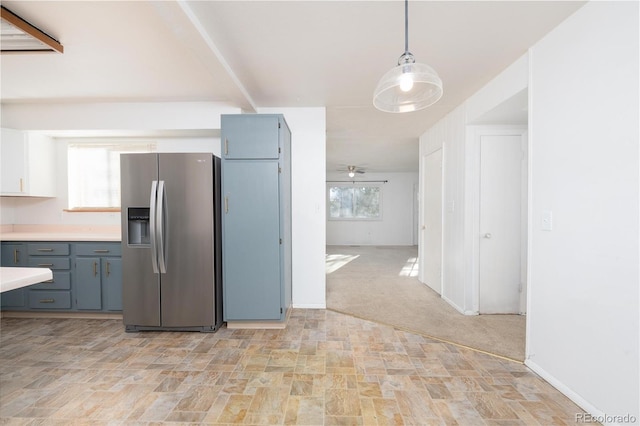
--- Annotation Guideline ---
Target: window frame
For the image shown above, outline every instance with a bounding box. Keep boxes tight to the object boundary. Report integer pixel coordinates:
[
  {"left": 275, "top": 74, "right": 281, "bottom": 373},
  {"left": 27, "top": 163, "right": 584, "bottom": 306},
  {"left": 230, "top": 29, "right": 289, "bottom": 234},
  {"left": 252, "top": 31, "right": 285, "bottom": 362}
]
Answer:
[
  {"left": 65, "top": 139, "right": 156, "bottom": 212},
  {"left": 327, "top": 183, "right": 383, "bottom": 221}
]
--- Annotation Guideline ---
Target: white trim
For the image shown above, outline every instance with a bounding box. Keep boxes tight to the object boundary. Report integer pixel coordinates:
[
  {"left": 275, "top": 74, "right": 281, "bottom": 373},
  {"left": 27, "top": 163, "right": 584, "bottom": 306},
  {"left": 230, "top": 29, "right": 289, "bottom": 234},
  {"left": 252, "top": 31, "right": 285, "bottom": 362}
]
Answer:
[
  {"left": 441, "top": 294, "right": 466, "bottom": 315},
  {"left": 525, "top": 47, "right": 535, "bottom": 364},
  {"left": 524, "top": 360, "right": 623, "bottom": 425},
  {"left": 292, "top": 303, "right": 326, "bottom": 309}
]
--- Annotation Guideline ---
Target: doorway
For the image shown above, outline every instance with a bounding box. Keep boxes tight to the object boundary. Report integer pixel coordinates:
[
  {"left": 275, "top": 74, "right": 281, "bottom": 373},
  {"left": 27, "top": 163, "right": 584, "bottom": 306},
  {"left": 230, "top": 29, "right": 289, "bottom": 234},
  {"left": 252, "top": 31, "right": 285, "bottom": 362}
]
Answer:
[{"left": 420, "top": 148, "right": 443, "bottom": 295}]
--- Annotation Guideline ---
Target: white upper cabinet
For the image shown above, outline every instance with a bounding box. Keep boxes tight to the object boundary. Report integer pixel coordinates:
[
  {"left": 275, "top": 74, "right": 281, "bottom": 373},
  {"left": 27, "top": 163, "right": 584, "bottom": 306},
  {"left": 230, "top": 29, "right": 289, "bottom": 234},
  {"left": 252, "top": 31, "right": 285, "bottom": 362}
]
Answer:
[{"left": 1, "top": 128, "right": 56, "bottom": 197}]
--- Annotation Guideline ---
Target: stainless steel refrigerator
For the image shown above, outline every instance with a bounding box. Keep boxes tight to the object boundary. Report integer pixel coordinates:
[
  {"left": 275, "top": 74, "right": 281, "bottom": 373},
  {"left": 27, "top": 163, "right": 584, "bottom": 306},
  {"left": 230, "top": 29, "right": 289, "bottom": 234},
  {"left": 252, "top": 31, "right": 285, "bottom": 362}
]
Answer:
[{"left": 120, "top": 153, "right": 222, "bottom": 332}]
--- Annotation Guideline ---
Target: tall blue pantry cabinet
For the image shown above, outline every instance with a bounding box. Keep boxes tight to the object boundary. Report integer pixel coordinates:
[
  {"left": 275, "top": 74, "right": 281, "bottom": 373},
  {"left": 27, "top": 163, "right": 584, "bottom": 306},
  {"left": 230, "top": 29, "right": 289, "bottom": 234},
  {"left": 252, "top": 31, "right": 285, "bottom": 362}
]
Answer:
[{"left": 220, "top": 114, "right": 292, "bottom": 324}]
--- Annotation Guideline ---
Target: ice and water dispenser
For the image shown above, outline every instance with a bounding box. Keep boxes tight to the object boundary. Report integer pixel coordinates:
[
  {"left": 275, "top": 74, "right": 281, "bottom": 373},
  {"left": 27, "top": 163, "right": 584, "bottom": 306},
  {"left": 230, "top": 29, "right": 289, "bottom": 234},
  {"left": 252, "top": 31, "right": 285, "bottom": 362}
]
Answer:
[{"left": 127, "top": 208, "right": 150, "bottom": 246}]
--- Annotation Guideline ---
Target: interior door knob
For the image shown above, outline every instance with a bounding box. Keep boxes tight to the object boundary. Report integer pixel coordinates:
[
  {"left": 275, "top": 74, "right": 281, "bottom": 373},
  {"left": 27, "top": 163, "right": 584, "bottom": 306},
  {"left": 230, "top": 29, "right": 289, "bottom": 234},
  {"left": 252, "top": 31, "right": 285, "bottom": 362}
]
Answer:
[{"left": 484, "top": 233, "right": 492, "bottom": 239}]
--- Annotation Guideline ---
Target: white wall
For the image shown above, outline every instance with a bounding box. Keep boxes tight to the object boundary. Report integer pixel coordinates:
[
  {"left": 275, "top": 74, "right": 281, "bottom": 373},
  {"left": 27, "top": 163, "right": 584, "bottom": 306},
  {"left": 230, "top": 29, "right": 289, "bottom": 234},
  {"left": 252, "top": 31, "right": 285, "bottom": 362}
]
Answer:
[
  {"left": 258, "top": 107, "right": 327, "bottom": 309},
  {"left": 419, "top": 106, "right": 468, "bottom": 312},
  {"left": 419, "top": 1, "right": 639, "bottom": 421},
  {"left": 527, "top": 1, "right": 639, "bottom": 422},
  {"left": 326, "top": 172, "right": 418, "bottom": 246},
  {"left": 419, "top": 54, "right": 530, "bottom": 316},
  {"left": 1, "top": 102, "right": 238, "bottom": 132}
]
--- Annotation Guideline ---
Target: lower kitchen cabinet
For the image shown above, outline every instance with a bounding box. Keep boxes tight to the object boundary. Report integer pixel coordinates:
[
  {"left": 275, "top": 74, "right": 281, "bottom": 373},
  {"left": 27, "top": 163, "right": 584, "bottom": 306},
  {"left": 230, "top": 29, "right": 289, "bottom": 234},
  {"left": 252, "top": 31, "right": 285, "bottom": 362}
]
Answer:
[
  {"left": 75, "top": 255, "right": 122, "bottom": 310},
  {"left": 75, "top": 257, "right": 103, "bottom": 310},
  {"left": 0, "top": 243, "right": 27, "bottom": 308},
  {"left": 103, "top": 257, "right": 122, "bottom": 311},
  {"left": 74, "top": 243, "right": 123, "bottom": 311},
  {"left": 0, "top": 241, "right": 123, "bottom": 313},
  {"left": 26, "top": 243, "right": 71, "bottom": 310}
]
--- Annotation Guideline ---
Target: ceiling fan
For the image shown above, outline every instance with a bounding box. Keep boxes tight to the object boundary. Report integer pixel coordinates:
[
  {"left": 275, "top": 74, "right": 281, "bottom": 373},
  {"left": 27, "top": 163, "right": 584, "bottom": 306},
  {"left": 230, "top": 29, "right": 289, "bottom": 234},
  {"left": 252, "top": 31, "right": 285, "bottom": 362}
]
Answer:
[{"left": 338, "top": 165, "right": 366, "bottom": 178}]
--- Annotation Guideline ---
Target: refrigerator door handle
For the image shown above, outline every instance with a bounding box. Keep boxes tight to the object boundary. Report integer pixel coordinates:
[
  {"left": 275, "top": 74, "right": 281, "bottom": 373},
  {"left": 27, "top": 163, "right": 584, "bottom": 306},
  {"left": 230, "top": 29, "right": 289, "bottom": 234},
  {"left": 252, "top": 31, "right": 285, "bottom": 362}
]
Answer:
[
  {"left": 149, "top": 180, "right": 159, "bottom": 273},
  {"left": 157, "top": 180, "right": 168, "bottom": 274}
]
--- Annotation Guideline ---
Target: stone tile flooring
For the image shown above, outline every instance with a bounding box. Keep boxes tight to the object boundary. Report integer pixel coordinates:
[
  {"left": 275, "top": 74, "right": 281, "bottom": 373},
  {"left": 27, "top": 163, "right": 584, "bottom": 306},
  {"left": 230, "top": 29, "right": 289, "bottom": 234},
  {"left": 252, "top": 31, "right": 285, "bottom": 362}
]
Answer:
[{"left": 0, "top": 309, "right": 587, "bottom": 425}]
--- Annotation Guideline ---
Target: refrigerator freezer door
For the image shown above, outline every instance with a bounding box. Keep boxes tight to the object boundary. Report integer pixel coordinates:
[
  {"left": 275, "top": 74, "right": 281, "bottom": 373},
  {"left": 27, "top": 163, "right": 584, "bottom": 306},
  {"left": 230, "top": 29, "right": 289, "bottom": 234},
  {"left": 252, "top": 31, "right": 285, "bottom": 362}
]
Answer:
[
  {"left": 121, "top": 153, "right": 161, "bottom": 327},
  {"left": 158, "top": 153, "right": 216, "bottom": 327}
]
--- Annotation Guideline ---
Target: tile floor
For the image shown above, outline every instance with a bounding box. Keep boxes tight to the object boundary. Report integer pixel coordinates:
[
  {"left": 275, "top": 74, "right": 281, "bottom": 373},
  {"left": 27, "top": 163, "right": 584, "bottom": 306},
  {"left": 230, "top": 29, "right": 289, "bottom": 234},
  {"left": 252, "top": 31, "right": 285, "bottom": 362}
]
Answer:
[{"left": 0, "top": 309, "right": 587, "bottom": 425}]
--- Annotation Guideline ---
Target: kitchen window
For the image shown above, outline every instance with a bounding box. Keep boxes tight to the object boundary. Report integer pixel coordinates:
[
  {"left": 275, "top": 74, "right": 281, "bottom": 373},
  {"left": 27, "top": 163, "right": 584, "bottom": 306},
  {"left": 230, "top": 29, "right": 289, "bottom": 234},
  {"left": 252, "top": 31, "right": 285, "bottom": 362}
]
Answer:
[
  {"left": 67, "top": 141, "right": 156, "bottom": 211},
  {"left": 328, "top": 185, "right": 382, "bottom": 220}
]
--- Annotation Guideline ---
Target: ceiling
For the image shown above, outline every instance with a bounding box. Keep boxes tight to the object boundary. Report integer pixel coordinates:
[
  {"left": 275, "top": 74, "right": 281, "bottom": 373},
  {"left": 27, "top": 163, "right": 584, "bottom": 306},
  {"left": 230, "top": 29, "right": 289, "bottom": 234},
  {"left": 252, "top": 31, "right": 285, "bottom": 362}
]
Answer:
[{"left": 0, "top": 1, "right": 585, "bottom": 174}]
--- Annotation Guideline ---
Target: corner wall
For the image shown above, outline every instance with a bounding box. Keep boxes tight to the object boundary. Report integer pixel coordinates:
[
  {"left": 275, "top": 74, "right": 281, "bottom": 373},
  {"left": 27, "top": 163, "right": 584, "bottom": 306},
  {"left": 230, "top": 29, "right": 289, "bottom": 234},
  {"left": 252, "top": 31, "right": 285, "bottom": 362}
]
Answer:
[
  {"left": 419, "top": 105, "right": 468, "bottom": 312},
  {"left": 527, "top": 1, "right": 639, "bottom": 420},
  {"left": 259, "top": 107, "right": 327, "bottom": 309}
]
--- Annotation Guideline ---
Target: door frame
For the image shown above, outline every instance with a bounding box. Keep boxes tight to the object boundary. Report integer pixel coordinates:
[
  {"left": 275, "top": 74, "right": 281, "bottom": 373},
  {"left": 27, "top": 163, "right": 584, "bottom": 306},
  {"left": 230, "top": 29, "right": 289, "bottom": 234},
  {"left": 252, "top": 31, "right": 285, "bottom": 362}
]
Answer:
[
  {"left": 418, "top": 147, "right": 444, "bottom": 294},
  {"left": 467, "top": 125, "right": 528, "bottom": 314}
]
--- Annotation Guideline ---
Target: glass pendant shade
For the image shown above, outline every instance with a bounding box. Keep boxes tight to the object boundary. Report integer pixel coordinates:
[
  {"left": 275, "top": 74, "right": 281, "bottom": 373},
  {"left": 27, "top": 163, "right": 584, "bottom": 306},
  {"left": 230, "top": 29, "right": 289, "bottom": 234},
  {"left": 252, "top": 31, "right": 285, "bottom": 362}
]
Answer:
[{"left": 373, "top": 52, "right": 443, "bottom": 113}]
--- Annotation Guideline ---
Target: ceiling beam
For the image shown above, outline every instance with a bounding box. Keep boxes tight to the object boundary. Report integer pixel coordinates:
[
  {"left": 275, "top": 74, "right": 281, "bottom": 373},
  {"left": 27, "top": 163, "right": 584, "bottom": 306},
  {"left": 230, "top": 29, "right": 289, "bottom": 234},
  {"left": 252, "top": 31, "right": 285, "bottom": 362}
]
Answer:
[
  {"left": 1, "top": 6, "right": 63, "bottom": 54},
  {"left": 176, "top": 0, "right": 257, "bottom": 112}
]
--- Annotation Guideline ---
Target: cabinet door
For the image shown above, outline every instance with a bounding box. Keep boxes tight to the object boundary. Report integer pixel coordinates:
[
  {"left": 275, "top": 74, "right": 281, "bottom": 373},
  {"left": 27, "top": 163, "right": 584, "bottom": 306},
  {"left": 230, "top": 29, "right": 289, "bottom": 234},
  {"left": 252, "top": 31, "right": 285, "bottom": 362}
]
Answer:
[
  {"left": 222, "top": 160, "right": 282, "bottom": 320},
  {"left": 75, "top": 257, "right": 102, "bottom": 310},
  {"left": 221, "top": 115, "right": 280, "bottom": 160},
  {"left": 1, "top": 288, "right": 25, "bottom": 308},
  {"left": 0, "top": 128, "right": 26, "bottom": 195},
  {"left": 0, "top": 243, "right": 27, "bottom": 307},
  {"left": 1, "top": 243, "right": 26, "bottom": 266},
  {"left": 103, "top": 257, "right": 122, "bottom": 311}
]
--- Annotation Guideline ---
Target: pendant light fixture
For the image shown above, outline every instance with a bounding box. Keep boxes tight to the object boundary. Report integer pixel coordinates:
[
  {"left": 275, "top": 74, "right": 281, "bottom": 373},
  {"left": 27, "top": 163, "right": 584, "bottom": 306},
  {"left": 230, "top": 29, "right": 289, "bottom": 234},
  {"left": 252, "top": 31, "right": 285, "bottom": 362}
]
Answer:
[{"left": 373, "top": 0, "right": 442, "bottom": 113}]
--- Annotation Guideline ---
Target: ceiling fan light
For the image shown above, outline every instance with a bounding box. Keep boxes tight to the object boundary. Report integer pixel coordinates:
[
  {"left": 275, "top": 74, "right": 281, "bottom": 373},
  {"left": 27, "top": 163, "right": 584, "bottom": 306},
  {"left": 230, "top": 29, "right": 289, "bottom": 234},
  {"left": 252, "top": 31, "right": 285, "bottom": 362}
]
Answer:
[
  {"left": 373, "top": 61, "right": 443, "bottom": 113},
  {"left": 348, "top": 171, "right": 355, "bottom": 178}
]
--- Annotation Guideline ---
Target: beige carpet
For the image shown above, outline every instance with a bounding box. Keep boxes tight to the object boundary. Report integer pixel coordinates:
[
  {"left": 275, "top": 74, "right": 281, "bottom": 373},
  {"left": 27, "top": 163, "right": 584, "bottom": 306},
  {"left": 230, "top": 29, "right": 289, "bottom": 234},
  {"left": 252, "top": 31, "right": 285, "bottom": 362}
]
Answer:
[{"left": 326, "top": 245, "right": 526, "bottom": 361}]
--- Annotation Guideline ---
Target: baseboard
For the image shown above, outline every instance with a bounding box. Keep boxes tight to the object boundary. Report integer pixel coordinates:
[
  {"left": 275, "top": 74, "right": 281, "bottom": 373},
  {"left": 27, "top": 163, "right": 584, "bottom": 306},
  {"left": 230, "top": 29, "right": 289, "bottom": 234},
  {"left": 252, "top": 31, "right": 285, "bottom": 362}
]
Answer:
[
  {"left": 226, "top": 306, "right": 294, "bottom": 330},
  {"left": 525, "top": 359, "right": 616, "bottom": 424},
  {"left": 292, "top": 303, "right": 326, "bottom": 309},
  {"left": 441, "top": 295, "right": 467, "bottom": 315},
  {"left": 226, "top": 321, "right": 286, "bottom": 330}
]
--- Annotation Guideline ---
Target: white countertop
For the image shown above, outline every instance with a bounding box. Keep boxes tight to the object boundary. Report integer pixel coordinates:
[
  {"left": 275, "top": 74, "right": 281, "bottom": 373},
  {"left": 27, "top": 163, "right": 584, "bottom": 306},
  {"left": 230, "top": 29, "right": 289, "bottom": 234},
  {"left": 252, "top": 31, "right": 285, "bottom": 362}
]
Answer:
[{"left": 0, "top": 267, "right": 53, "bottom": 293}]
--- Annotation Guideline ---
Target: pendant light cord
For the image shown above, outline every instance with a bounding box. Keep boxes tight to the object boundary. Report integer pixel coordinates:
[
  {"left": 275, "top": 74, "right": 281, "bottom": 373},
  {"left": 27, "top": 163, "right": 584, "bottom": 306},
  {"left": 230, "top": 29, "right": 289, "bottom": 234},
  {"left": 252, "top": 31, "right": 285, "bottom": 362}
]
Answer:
[{"left": 404, "top": 0, "right": 409, "bottom": 55}]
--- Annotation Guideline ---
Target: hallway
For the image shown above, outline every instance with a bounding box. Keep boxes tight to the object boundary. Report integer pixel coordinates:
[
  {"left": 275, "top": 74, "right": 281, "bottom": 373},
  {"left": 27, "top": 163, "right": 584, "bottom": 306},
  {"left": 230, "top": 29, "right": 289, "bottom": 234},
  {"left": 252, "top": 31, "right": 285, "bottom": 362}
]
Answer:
[{"left": 326, "top": 245, "right": 526, "bottom": 361}]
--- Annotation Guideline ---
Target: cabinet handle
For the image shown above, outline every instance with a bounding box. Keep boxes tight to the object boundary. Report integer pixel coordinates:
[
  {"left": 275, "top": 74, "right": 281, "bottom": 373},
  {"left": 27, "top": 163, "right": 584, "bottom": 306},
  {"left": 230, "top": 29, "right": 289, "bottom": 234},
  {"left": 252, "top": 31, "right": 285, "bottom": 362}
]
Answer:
[
  {"left": 13, "top": 249, "right": 19, "bottom": 264},
  {"left": 93, "top": 249, "right": 109, "bottom": 253},
  {"left": 225, "top": 196, "right": 229, "bottom": 214},
  {"left": 39, "top": 298, "right": 55, "bottom": 304},
  {"left": 225, "top": 138, "right": 229, "bottom": 155},
  {"left": 93, "top": 261, "right": 98, "bottom": 277},
  {"left": 38, "top": 263, "right": 54, "bottom": 267},
  {"left": 106, "top": 261, "right": 111, "bottom": 277},
  {"left": 37, "top": 248, "right": 54, "bottom": 252},
  {"left": 19, "top": 178, "right": 23, "bottom": 192}
]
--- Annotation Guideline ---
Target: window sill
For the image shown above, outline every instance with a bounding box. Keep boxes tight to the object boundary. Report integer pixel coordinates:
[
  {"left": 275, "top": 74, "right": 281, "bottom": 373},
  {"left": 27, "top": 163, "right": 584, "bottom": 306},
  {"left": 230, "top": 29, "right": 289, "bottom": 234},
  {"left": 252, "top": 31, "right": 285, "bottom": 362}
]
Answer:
[{"left": 64, "top": 208, "right": 121, "bottom": 213}]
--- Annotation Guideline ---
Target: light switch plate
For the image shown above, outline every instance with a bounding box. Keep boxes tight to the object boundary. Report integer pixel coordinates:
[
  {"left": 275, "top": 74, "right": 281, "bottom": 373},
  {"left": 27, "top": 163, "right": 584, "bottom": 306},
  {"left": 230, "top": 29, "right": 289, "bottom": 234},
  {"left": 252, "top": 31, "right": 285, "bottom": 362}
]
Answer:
[{"left": 542, "top": 210, "right": 553, "bottom": 231}]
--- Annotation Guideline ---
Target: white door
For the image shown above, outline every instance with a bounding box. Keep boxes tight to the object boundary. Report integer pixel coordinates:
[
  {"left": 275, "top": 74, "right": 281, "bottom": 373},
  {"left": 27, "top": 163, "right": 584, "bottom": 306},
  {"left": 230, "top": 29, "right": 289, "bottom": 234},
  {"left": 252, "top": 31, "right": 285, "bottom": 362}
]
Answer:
[
  {"left": 422, "top": 149, "right": 442, "bottom": 294},
  {"left": 479, "top": 135, "right": 522, "bottom": 313}
]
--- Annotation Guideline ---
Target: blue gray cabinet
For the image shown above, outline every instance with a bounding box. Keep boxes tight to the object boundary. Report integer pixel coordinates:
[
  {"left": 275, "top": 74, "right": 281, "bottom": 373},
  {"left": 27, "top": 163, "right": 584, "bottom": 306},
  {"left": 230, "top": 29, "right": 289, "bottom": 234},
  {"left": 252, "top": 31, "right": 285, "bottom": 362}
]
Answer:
[
  {"left": 221, "top": 114, "right": 292, "bottom": 322},
  {"left": 0, "top": 241, "right": 122, "bottom": 313},
  {"left": 0, "top": 243, "right": 27, "bottom": 307},
  {"left": 26, "top": 243, "right": 72, "bottom": 309},
  {"left": 75, "top": 243, "right": 122, "bottom": 311}
]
